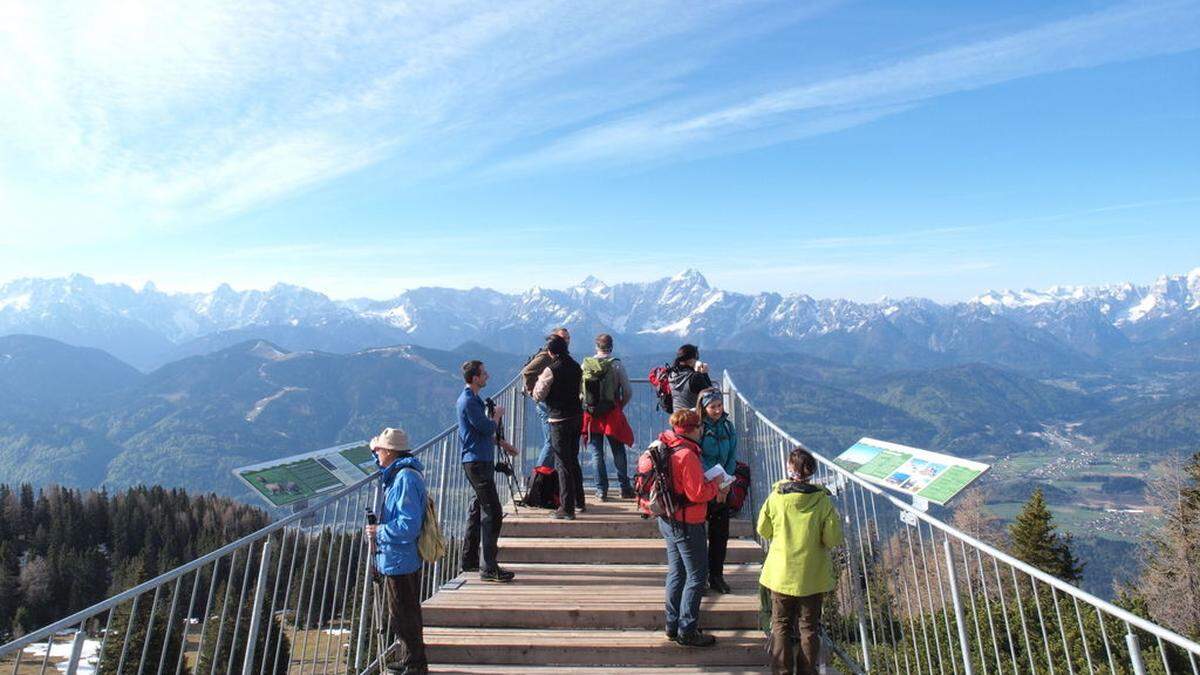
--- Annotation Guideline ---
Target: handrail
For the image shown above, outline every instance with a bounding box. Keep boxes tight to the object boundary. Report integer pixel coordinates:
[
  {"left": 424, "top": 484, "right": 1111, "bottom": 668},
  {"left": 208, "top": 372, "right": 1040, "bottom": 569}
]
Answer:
[{"left": 724, "top": 369, "right": 1200, "bottom": 673}]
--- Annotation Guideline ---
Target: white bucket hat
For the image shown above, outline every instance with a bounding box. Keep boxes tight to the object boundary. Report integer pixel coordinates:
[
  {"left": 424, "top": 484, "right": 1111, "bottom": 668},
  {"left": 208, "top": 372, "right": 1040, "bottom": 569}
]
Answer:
[{"left": 369, "top": 427, "right": 410, "bottom": 453}]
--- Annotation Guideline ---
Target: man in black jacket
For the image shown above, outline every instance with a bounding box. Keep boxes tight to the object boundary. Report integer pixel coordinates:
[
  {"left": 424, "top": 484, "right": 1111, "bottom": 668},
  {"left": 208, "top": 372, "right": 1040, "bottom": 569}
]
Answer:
[
  {"left": 532, "top": 335, "right": 585, "bottom": 520},
  {"left": 669, "top": 343, "right": 714, "bottom": 413}
]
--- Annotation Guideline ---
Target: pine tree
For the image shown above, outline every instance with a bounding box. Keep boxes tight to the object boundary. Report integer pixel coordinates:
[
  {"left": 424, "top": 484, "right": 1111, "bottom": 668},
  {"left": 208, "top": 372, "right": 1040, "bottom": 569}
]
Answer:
[
  {"left": 1136, "top": 453, "right": 1200, "bottom": 640},
  {"left": 1009, "top": 487, "right": 1084, "bottom": 583}
]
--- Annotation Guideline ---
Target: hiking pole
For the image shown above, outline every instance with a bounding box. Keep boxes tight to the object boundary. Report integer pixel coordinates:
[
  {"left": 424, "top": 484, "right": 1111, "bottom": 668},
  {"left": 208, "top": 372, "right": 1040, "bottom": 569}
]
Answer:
[
  {"left": 485, "top": 397, "right": 523, "bottom": 513},
  {"left": 363, "top": 508, "right": 389, "bottom": 674}
]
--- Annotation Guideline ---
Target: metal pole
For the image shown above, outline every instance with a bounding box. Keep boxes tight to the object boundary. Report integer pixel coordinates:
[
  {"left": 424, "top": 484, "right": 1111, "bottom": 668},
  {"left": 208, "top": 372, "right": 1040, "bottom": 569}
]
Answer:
[
  {"left": 354, "top": 483, "right": 383, "bottom": 671},
  {"left": 1126, "top": 627, "right": 1148, "bottom": 675},
  {"left": 242, "top": 539, "right": 273, "bottom": 675},
  {"left": 64, "top": 630, "right": 86, "bottom": 675},
  {"left": 943, "top": 539, "right": 974, "bottom": 675}
]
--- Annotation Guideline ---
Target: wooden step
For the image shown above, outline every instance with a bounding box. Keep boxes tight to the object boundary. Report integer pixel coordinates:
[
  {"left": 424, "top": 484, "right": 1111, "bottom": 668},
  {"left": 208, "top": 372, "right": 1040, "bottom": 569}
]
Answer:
[
  {"left": 424, "top": 565, "right": 762, "bottom": 629},
  {"left": 432, "top": 658, "right": 768, "bottom": 667},
  {"left": 424, "top": 628, "right": 769, "bottom": 667},
  {"left": 498, "top": 537, "right": 763, "bottom": 565},
  {"left": 503, "top": 512, "right": 754, "bottom": 539},
  {"left": 445, "top": 563, "right": 762, "bottom": 588}
]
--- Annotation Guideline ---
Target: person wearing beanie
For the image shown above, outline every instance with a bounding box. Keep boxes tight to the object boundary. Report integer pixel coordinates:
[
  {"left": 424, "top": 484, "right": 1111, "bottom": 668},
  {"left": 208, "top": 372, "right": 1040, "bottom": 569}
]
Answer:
[
  {"left": 697, "top": 387, "right": 738, "bottom": 594},
  {"left": 669, "top": 343, "right": 714, "bottom": 413},
  {"left": 655, "top": 409, "right": 728, "bottom": 648}
]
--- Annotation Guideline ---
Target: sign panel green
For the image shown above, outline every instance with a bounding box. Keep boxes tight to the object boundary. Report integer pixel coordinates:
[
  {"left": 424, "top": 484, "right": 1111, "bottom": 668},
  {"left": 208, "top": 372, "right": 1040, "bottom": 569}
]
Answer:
[
  {"left": 234, "top": 441, "right": 375, "bottom": 507},
  {"left": 833, "top": 437, "right": 989, "bottom": 506}
]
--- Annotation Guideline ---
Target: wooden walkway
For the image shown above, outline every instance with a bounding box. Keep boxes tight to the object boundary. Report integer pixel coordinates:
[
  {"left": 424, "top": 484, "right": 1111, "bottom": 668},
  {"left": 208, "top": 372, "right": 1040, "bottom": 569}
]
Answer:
[{"left": 423, "top": 499, "right": 770, "bottom": 673}]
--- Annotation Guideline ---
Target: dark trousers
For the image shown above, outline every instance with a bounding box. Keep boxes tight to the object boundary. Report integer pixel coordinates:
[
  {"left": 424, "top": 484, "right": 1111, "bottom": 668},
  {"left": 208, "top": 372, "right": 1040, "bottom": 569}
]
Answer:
[
  {"left": 657, "top": 518, "right": 708, "bottom": 634},
  {"left": 385, "top": 570, "right": 427, "bottom": 675},
  {"left": 770, "top": 591, "right": 824, "bottom": 675},
  {"left": 549, "top": 417, "right": 584, "bottom": 514},
  {"left": 707, "top": 500, "right": 731, "bottom": 579},
  {"left": 462, "top": 461, "right": 503, "bottom": 571}
]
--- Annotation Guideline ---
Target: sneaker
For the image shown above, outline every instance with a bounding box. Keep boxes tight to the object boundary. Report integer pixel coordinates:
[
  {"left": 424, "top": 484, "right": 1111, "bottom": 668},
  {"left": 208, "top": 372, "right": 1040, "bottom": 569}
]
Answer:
[
  {"left": 577, "top": 503, "right": 587, "bottom": 513},
  {"left": 620, "top": 486, "right": 636, "bottom": 499},
  {"left": 664, "top": 628, "right": 678, "bottom": 642},
  {"left": 709, "top": 576, "right": 731, "bottom": 594},
  {"left": 480, "top": 567, "right": 516, "bottom": 583},
  {"left": 553, "top": 510, "right": 576, "bottom": 520},
  {"left": 595, "top": 490, "right": 609, "bottom": 502},
  {"left": 676, "top": 631, "right": 716, "bottom": 647},
  {"left": 461, "top": 562, "right": 480, "bottom": 574}
]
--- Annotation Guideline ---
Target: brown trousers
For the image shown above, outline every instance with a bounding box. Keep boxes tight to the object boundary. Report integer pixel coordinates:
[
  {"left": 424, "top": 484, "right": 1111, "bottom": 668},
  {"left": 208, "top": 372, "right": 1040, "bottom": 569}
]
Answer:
[
  {"left": 385, "top": 570, "right": 428, "bottom": 675},
  {"left": 770, "top": 591, "right": 824, "bottom": 675}
]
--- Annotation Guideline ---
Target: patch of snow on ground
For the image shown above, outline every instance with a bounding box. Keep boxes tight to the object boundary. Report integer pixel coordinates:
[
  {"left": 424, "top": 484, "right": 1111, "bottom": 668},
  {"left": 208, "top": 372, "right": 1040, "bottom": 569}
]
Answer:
[{"left": 21, "top": 636, "right": 101, "bottom": 674}]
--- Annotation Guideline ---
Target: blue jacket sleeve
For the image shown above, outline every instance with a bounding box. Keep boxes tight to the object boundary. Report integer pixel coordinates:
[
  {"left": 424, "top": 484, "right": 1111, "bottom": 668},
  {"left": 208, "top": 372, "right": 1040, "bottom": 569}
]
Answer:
[
  {"left": 465, "top": 396, "right": 497, "bottom": 436},
  {"left": 376, "top": 470, "right": 425, "bottom": 545}
]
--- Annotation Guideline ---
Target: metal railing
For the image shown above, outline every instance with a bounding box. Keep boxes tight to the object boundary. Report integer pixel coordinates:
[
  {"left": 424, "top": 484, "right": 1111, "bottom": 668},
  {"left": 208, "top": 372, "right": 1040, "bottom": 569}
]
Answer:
[{"left": 724, "top": 371, "right": 1200, "bottom": 675}]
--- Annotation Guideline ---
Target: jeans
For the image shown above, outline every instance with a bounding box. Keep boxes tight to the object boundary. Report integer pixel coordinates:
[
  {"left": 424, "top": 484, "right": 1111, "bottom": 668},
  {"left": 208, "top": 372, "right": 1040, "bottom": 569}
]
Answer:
[
  {"left": 549, "top": 417, "right": 584, "bottom": 514},
  {"left": 535, "top": 402, "right": 554, "bottom": 468},
  {"left": 707, "top": 500, "right": 731, "bottom": 578},
  {"left": 462, "top": 461, "right": 503, "bottom": 571},
  {"left": 588, "top": 432, "right": 630, "bottom": 494},
  {"left": 657, "top": 518, "right": 708, "bottom": 635},
  {"left": 384, "top": 570, "right": 428, "bottom": 675},
  {"left": 770, "top": 591, "right": 824, "bottom": 675}
]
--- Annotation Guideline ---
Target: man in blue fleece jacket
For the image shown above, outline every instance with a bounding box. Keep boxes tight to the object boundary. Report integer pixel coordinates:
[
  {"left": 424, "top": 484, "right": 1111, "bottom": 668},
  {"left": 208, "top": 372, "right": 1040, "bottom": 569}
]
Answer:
[{"left": 364, "top": 426, "right": 428, "bottom": 675}]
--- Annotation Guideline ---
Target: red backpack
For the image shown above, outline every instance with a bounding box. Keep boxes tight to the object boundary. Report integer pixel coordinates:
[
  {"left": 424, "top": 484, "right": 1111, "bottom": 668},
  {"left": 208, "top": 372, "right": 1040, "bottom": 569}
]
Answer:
[
  {"left": 634, "top": 434, "right": 693, "bottom": 519},
  {"left": 647, "top": 364, "right": 674, "bottom": 414},
  {"left": 726, "top": 461, "right": 752, "bottom": 513}
]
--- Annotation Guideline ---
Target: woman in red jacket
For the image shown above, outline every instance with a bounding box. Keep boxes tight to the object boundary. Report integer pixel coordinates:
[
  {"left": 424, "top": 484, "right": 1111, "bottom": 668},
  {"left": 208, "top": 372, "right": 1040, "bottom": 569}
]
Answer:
[{"left": 657, "top": 409, "right": 728, "bottom": 647}]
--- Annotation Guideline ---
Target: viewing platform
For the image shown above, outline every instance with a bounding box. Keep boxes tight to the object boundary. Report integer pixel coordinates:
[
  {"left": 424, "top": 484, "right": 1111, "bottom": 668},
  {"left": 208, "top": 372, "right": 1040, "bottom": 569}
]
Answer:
[{"left": 2, "top": 372, "right": 1197, "bottom": 674}]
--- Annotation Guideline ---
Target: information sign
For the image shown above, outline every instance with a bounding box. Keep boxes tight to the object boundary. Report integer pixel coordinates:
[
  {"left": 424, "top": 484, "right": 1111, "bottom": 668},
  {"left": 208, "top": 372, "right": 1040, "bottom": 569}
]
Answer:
[
  {"left": 833, "top": 437, "right": 988, "bottom": 506},
  {"left": 234, "top": 441, "right": 376, "bottom": 507}
]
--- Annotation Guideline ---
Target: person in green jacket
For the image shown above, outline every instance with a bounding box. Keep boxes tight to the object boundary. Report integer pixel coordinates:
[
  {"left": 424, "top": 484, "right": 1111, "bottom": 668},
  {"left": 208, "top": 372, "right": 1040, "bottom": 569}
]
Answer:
[
  {"left": 757, "top": 447, "right": 843, "bottom": 675},
  {"left": 698, "top": 388, "right": 737, "bottom": 594}
]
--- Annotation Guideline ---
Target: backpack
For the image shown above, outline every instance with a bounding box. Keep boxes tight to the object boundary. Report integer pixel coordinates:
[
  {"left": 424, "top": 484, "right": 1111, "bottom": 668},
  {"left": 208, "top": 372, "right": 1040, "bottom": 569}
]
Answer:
[
  {"left": 521, "top": 348, "right": 549, "bottom": 393},
  {"left": 582, "top": 356, "right": 620, "bottom": 417},
  {"left": 401, "top": 467, "right": 447, "bottom": 562},
  {"left": 634, "top": 437, "right": 692, "bottom": 519},
  {"left": 521, "top": 465, "right": 560, "bottom": 509},
  {"left": 726, "top": 461, "right": 752, "bottom": 513},
  {"left": 647, "top": 365, "right": 674, "bottom": 414}
]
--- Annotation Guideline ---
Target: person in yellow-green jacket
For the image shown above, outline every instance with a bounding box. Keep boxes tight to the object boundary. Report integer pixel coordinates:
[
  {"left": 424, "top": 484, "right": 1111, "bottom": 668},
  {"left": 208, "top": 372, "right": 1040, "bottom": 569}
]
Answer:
[{"left": 756, "top": 447, "right": 843, "bottom": 675}]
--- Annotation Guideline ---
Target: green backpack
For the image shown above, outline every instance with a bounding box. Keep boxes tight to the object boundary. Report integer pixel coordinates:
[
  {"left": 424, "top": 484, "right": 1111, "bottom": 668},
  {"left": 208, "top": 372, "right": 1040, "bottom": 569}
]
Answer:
[{"left": 581, "top": 357, "right": 620, "bottom": 417}]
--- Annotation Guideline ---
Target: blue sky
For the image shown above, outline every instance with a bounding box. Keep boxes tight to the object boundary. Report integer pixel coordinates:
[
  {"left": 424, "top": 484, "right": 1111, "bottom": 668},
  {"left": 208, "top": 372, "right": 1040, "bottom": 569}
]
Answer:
[{"left": 0, "top": 0, "right": 1196, "bottom": 301}]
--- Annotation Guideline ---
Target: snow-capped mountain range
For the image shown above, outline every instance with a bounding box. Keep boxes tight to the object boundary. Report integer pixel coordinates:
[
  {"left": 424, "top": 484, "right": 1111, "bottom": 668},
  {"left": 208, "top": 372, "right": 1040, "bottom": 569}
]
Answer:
[{"left": 1, "top": 269, "right": 1196, "bottom": 372}]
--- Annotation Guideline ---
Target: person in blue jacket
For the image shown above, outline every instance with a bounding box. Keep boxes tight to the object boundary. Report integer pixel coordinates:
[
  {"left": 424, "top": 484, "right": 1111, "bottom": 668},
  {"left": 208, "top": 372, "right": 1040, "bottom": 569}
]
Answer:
[
  {"left": 364, "top": 426, "right": 428, "bottom": 675},
  {"left": 698, "top": 388, "right": 738, "bottom": 594}
]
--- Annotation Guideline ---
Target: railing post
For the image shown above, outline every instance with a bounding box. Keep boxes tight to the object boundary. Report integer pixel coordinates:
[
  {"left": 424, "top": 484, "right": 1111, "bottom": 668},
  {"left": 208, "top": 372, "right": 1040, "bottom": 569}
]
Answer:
[
  {"left": 356, "top": 482, "right": 383, "bottom": 671},
  {"left": 944, "top": 538, "right": 975, "bottom": 675},
  {"left": 65, "top": 629, "right": 86, "bottom": 674},
  {"left": 1126, "top": 627, "right": 1148, "bottom": 675},
  {"left": 241, "top": 539, "right": 272, "bottom": 675}
]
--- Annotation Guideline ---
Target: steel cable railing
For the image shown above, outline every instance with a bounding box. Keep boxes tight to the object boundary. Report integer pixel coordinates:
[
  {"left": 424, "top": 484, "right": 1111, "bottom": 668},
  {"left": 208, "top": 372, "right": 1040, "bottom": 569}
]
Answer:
[{"left": 723, "top": 371, "right": 1200, "bottom": 675}]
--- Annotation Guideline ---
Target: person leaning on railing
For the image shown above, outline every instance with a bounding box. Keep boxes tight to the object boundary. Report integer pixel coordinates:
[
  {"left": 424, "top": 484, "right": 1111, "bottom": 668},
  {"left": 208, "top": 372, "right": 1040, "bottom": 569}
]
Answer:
[
  {"left": 364, "top": 427, "right": 429, "bottom": 675},
  {"left": 757, "top": 447, "right": 844, "bottom": 675}
]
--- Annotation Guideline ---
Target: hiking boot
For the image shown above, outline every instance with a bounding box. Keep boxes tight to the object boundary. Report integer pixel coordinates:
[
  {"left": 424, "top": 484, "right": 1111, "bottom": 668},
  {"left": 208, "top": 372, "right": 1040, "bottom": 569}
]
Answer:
[
  {"left": 664, "top": 627, "right": 678, "bottom": 642},
  {"left": 620, "top": 486, "right": 636, "bottom": 499},
  {"left": 461, "top": 562, "right": 480, "bottom": 574},
  {"left": 676, "top": 631, "right": 716, "bottom": 647},
  {"left": 553, "top": 510, "right": 576, "bottom": 520},
  {"left": 480, "top": 567, "right": 515, "bottom": 583},
  {"left": 709, "top": 575, "right": 731, "bottom": 594},
  {"left": 577, "top": 503, "right": 587, "bottom": 513}
]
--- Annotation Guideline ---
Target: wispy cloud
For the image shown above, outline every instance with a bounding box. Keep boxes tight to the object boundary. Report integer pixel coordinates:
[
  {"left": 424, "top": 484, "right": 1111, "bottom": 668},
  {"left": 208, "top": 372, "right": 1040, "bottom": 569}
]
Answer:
[
  {"left": 493, "top": 0, "right": 1200, "bottom": 172},
  {"left": 0, "top": 0, "right": 1195, "bottom": 241}
]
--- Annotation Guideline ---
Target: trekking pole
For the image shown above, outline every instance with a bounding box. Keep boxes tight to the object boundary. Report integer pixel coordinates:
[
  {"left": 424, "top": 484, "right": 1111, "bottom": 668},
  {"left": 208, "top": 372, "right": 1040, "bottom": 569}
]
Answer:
[
  {"left": 364, "top": 508, "right": 389, "bottom": 674},
  {"left": 485, "top": 397, "right": 522, "bottom": 513}
]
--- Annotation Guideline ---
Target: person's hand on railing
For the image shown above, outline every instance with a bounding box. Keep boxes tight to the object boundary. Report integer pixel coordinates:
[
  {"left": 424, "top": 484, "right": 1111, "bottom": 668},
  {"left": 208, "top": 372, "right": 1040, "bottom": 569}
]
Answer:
[{"left": 364, "top": 524, "right": 378, "bottom": 552}]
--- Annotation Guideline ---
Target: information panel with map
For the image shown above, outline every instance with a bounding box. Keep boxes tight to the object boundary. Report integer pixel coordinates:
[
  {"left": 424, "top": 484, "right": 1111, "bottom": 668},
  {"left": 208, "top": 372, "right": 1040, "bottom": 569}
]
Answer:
[
  {"left": 234, "top": 441, "right": 376, "bottom": 507},
  {"left": 833, "top": 437, "right": 989, "bottom": 505}
]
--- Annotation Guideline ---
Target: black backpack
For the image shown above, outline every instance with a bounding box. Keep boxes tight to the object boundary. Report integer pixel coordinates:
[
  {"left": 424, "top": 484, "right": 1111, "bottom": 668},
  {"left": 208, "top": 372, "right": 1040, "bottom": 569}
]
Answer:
[{"left": 521, "top": 466, "right": 560, "bottom": 509}]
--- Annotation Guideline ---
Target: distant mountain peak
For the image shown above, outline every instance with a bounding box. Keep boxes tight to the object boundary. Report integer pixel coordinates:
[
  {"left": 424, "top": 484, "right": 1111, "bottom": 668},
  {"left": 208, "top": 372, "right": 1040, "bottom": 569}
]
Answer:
[{"left": 671, "top": 268, "right": 709, "bottom": 287}]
